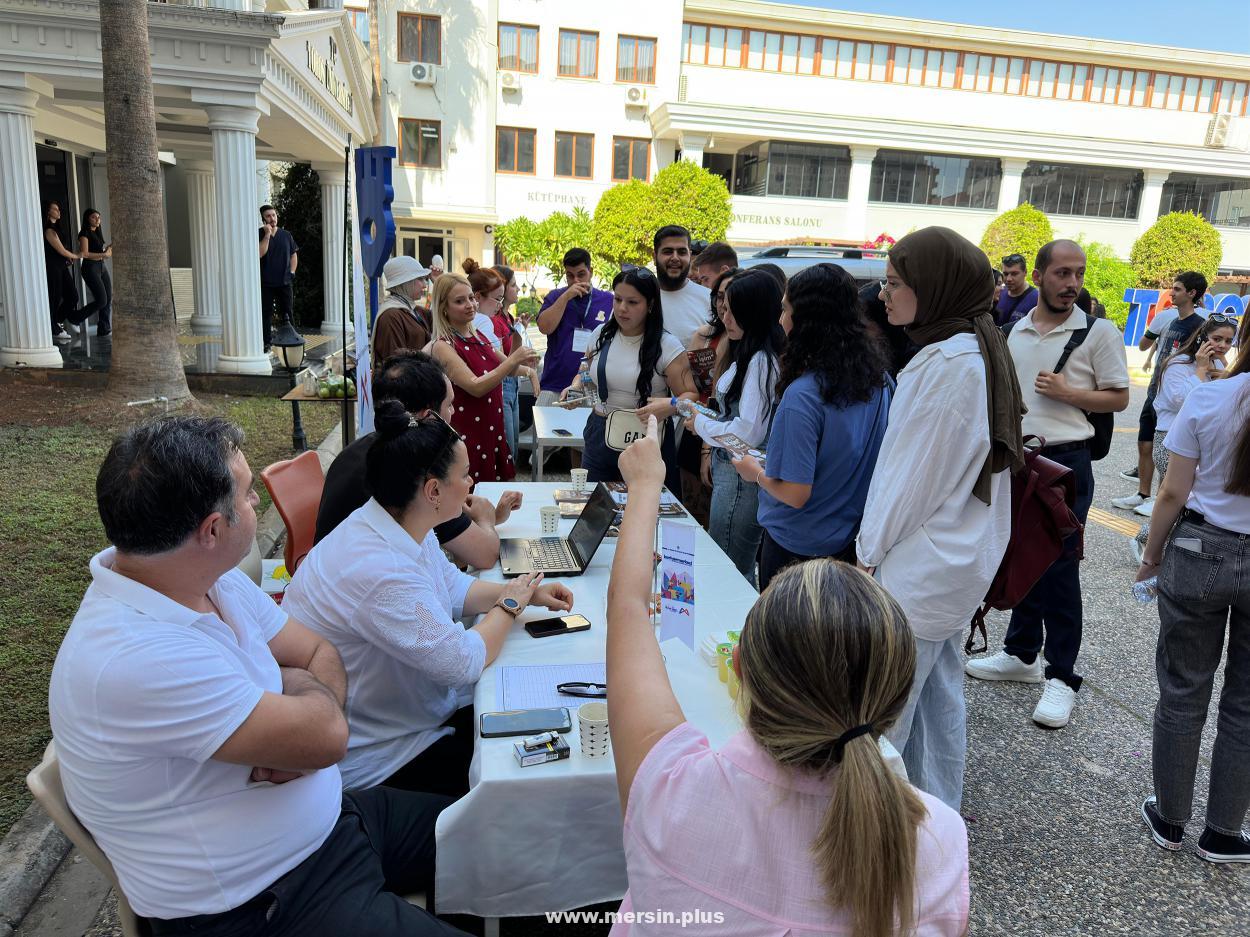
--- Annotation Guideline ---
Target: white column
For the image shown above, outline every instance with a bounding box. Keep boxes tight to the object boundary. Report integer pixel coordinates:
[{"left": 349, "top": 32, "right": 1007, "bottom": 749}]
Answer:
[
  {"left": 183, "top": 159, "right": 222, "bottom": 372},
  {"left": 1138, "top": 169, "right": 1170, "bottom": 233},
  {"left": 207, "top": 104, "right": 270, "bottom": 374},
  {"left": 844, "top": 145, "right": 877, "bottom": 244},
  {"left": 255, "top": 159, "right": 272, "bottom": 207},
  {"left": 998, "top": 158, "right": 1028, "bottom": 213},
  {"left": 313, "top": 164, "right": 347, "bottom": 336},
  {"left": 0, "top": 85, "right": 61, "bottom": 368},
  {"left": 677, "top": 132, "right": 707, "bottom": 165}
]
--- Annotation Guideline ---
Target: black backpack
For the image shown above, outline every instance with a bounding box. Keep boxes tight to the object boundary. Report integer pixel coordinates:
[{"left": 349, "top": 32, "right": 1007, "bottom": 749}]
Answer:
[{"left": 1004, "top": 313, "right": 1112, "bottom": 461}]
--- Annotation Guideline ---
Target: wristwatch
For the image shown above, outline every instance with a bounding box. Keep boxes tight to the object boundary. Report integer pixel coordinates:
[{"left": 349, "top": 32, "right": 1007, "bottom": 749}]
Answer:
[{"left": 495, "top": 596, "right": 522, "bottom": 617}]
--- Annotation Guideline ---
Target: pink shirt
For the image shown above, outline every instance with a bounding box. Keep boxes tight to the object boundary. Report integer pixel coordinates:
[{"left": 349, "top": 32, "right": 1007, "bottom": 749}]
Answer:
[{"left": 613, "top": 723, "right": 968, "bottom": 936}]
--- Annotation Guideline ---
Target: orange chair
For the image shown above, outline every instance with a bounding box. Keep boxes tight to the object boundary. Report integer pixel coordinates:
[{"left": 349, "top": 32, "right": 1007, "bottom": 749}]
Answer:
[{"left": 260, "top": 450, "right": 325, "bottom": 575}]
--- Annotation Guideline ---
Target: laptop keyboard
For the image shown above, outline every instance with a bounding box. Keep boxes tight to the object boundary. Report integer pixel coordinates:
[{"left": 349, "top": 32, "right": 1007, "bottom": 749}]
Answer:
[{"left": 529, "top": 538, "right": 576, "bottom": 570}]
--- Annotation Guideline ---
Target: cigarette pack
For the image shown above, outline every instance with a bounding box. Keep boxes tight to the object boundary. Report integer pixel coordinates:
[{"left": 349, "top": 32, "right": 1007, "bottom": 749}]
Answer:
[{"left": 513, "top": 735, "right": 572, "bottom": 767}]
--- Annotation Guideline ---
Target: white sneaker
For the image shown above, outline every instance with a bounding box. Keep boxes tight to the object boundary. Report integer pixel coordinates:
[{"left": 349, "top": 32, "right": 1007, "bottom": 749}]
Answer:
[
  {"left": 965, "top": 650, "right": 1043, "bottom": 683},
  {"left": 1112, "top": 492, "right": 1147, "bottom": 510},
  {"left": 52, "top": 327, "right": 71, "bottom": 344},
  {"left": 1134, "top": 497, "right": 1156, "bottom": 518},
  {"left": 1033, "top": 678, "right": 1076, "bottom": 728}
]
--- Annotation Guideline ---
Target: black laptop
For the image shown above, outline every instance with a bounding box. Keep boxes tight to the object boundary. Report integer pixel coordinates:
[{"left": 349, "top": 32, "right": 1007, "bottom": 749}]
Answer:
[{"left": 499, "top": 482, "right": 617, "bottom": 577}]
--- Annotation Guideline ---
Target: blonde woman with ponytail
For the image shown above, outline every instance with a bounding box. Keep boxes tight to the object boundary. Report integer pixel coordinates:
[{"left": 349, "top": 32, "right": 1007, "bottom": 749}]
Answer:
[{"left": 606, "top": 418, "right": 969, "bottom": 936}]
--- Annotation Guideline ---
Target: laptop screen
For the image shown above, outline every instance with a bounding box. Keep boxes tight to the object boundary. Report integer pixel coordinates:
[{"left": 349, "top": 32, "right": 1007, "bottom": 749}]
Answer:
[{"left": 567, "top": 483, "right": 617, "bottom": 567}]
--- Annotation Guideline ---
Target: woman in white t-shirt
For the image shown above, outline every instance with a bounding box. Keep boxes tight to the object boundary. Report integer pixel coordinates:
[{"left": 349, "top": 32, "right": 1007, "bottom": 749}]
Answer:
[
  {"left": 561, "top": 266, "right": 697, "bottom": 492},
  {"left": 283, "top": 399, "right": 574, "bottom": 798},
  {"left": 685, "top": 268, "right": 784, "bottom": 582},
  {"left": 1131, "top": 315, "right": 1237, "bottom": 561},
  {"left": 1135, "top": 332, "right": 1250, "bottom": 863}
]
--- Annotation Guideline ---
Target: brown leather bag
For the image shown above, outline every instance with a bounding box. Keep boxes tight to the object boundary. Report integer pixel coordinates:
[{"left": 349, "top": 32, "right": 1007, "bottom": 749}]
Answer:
[{"left": 966, "top": 435, "right": 1083, "bottom": 654}]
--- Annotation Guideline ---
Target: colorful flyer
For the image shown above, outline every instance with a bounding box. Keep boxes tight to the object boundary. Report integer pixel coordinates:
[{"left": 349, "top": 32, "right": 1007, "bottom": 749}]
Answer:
[{"left": 658, "top": 520, "right": 696, "bottom": 650}]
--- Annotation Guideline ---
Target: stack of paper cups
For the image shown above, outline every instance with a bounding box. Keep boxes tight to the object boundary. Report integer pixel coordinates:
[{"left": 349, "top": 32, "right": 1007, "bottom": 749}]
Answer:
[
  {"left": 571, "top": 468, "right": 589, "bottom": 492},
  {"left": 578, "top": 702, "right": 610, "bottom": 757},
  {"left": 539, "top": 505, "right": 560, "bottom": 536}
]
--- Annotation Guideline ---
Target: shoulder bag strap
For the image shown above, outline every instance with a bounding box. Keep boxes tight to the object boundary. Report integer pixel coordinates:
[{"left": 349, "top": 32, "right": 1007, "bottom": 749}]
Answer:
[
  {"left": 596, "top": 333, "right": 612, "bottom": 403},
  {"left": 1053, "top": 314, "right": 1096, "bottom": 374}
]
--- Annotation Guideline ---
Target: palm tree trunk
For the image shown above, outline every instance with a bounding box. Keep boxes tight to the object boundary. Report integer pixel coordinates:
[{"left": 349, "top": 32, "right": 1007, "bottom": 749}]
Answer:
[
  {"left": 368, "top": 0, "right": 383, "bottom": 145},
  {"left": 99, "top": 0, "right": 192, "bottom": 403}
]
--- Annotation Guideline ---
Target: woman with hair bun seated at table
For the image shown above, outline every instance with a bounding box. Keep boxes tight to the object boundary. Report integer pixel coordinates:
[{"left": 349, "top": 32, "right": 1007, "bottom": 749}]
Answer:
[
  {"left": 283, "top": 399, "right": 574, "bottom": 799},
  {"left": 604, "top": 418, "right": 969, "bottom": 937}
]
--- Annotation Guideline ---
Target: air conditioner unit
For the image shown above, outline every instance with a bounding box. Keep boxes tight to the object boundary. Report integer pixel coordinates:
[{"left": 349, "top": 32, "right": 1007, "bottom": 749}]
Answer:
[
  {"left": 410, "top": 63, "right": 436, "bottom": 85},
  {"left": 1205, "top": 114, "right": 1231, "bottom": 148},
  {"left": 624, "top": 85, "right": 648, "bottom": 108},
  {"left": 499, "top": 71, "right": 521, "bottom": 93}
]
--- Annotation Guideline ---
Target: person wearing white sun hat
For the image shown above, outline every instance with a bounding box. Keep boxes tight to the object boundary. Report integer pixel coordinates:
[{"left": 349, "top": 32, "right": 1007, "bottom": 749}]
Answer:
[{"left": 374, "top": 255, "right": 433, "bottom": 363}]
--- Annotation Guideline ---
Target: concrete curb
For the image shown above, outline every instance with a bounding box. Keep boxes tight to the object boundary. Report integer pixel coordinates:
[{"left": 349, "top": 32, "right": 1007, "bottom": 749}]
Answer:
[
  {"left": 0, "top": 421, "right": 346, "bottom": 933},
  {"left": 0, "top": 801, "right": 70, "bottom": 937}
]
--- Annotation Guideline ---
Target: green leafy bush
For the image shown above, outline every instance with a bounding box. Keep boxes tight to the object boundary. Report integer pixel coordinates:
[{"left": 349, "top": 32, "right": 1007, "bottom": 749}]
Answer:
[
  {"left": 1075, "top": 239, "right": 1136, "bottom": 329},
  {"left": 1129, "top": 212, "right": 1222, "bottom": 288},
  {"left": 536, "top": 208, "right": 593, "bottom": 283},
  {"left": 590, "top": 179, "right": 654, "bottom": 269},
  {"left": 979, "top": 204, "right": 1054, "bottom": 271},
  {"left": 649, "top": 160, "right": 733, "bottom": 245}
]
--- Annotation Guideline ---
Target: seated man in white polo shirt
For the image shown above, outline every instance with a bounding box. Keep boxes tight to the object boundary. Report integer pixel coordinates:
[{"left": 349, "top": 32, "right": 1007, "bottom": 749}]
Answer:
[
  {"left": 48, "top": 416, "right": 468, "bottom": 937},
  {"left": 965, "top": 240, "right": 1129, "bottom": 730}
]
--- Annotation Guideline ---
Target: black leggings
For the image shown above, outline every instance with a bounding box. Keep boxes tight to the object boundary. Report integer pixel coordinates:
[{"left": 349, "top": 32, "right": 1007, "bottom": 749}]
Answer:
[{"left": 81, "top": 260, "right": 112, "bottom": 332}]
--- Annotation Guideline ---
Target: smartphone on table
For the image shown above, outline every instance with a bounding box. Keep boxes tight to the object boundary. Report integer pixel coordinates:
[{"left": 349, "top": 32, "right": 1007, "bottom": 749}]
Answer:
[
  {"left": 480, "top": 707, "right": 573, "bottom": 738},
  {"left": 524, "top": 613, "right": 592, "bottom": 638}
]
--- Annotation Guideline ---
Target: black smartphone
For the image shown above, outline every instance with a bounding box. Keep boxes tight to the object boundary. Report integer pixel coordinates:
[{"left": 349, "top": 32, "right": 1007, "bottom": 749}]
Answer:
[
  {"left": 552, "top": 428, "right": 573, "bottom": 437},
  {"left": 480, "top": 707, "right": 572, "bottom": 738},
  {"left": 524, "top": 613, "right": 592, "bottom": 638}
]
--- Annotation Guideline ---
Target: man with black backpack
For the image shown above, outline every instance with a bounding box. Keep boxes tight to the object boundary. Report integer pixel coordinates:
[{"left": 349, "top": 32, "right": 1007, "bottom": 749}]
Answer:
[{"left": 966, "top": 240, "right": 1129, "bottom": 729}]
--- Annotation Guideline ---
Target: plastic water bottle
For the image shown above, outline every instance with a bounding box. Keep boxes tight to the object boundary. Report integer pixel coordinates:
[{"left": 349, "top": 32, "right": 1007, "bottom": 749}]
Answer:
[
  {"left": 1132, "top": 576, "right": 1159, "bottom": 603},
  {"left": 671, "top": 396, "right": 719, "bottom": 420}
]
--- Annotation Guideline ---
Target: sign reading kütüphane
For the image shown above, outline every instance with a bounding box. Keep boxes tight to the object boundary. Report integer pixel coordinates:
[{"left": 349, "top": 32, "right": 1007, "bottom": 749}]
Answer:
[{"left": 306, "top": 41, "right": 353, "bottom": 115}]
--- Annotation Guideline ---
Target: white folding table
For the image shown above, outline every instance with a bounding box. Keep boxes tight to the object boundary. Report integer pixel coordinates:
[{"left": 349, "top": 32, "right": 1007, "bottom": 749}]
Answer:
[
  {"left": 526, "top": 407, "right": 589, "bottom": 481},
  {"left": 433, "top": 482, "right": 903, "bottom": 922}
]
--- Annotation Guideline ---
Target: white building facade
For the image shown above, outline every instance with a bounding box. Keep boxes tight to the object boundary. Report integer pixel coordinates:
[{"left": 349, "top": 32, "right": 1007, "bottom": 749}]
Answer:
[
  {"left": 0, "top": 0, "right": 375, "bottom": 371},
  {"left": 367, "top": 0, "right": 1250, "bottom": 275}
]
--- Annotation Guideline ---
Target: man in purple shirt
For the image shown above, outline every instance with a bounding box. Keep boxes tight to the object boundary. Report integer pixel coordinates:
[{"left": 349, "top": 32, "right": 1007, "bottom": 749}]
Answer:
[
  {"left": 537, "top": 248, "right": 614, "bottom": 395},
  {"left": 995, "top": 253, "right": 1038, "bottom": 327}
]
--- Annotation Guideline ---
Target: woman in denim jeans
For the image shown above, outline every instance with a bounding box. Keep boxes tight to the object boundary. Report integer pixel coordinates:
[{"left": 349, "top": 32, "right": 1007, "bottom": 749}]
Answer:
[
  {"left": 1136, "top": 336, "right": 1250, "bottom": 863},
  {"left": 733, "top": 264, "right": 893, "bottom": 593},
  {"left": 685, "top": 270, "right": 783, "bottom": 583}
]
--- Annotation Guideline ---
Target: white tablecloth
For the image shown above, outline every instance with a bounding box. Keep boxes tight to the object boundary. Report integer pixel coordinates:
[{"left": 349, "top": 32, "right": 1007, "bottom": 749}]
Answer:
[{"left": 434, "top": 482, "right": 901, "bottom": 917}]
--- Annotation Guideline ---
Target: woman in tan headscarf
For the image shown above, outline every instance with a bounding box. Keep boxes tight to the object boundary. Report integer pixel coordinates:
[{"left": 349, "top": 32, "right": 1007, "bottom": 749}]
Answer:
[{"left": 856, "top": 226, "right": 1025, "bottom": 812}]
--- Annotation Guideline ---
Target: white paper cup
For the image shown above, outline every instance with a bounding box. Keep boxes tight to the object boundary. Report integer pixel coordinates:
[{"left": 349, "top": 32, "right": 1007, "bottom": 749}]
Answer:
[
  {"left": 579, "top": 702, "right": 610, "bottom": 757},
  {"left": 570, "top": 468, "right": 589, "bottom": 493},
  {"left": 539, "top": 505, "right": 560, "bottom": 536}
]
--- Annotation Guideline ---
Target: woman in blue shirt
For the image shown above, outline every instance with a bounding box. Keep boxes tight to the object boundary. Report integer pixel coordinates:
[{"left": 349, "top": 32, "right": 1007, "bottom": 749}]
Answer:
[{"left": 733, "top": 263, "right": 892, "bottom": 590}]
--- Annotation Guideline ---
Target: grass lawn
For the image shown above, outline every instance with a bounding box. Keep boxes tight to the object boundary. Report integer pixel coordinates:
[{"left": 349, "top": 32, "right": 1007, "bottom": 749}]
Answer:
[{"left": 0, "top": 385, "right": 339, "bottom": 837}]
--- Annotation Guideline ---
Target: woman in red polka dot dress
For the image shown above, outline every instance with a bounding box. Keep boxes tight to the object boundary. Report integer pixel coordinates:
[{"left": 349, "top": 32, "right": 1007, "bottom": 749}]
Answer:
[{"left": 429, "top": 273, "right": 538, "bottom": 482}]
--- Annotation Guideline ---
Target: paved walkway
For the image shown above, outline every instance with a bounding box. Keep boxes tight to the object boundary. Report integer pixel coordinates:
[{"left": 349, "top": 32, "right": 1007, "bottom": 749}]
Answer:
[{"left": 15, "top": 381, "right": 1249, "bottom": 937}]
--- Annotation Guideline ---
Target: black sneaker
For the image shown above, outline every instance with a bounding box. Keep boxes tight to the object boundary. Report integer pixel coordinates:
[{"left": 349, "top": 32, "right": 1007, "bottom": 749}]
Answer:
[
  {"left": 1120, "top": 466, "right": 1139, "bottom": 481},
  {"left": 1197, "top": 827, "right": 1250, "bottom": 863},
  {"left": 1141, "top": 796, "right": 1184, "bottom": 851}
]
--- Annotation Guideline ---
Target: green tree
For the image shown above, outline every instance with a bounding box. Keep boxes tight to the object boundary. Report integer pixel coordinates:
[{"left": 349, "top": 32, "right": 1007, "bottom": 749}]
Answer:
[
  {"left": 590, "top": 179, "right": 653, "bottom": 269},
  {"left": 979, "top": 203, "right": 1054, "bottom": 270},
  {"left": 536, "top": 207, "right": 593, "bottom": 282},
  {"left": 1129, "top": 212, "right": 1222, "bottom": 288},
  {"left": 493, "top": 215, "right": 543, "bottom": 291},
  {"left": 649, "top": 160, "right": 732, "bottom": 244},
  {"left": 1075, "top": 238, "right": 1137, "bottom": 329},
  {"left": 272, "top": 163, "right": 324, "bottom": 331}
]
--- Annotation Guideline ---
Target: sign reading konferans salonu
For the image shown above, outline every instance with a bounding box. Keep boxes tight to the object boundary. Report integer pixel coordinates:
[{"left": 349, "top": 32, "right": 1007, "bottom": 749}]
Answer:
[{"left": 306, "top": 40, "right": 353, "bottom": 115}]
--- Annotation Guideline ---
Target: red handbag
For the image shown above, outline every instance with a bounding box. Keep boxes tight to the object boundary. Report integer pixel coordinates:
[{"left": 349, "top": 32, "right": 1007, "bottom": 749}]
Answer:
[{"left": 966, "top": 436, "right": 1084, "bottom": 654}]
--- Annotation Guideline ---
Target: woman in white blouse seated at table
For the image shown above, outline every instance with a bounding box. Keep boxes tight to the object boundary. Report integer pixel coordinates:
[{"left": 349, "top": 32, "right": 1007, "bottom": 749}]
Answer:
[
  {"left": 284, "top": 399, "right": 574, "bottom": 798},
  {"left": 605, "top": 418, "right": 969, "bottom": 937}
]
